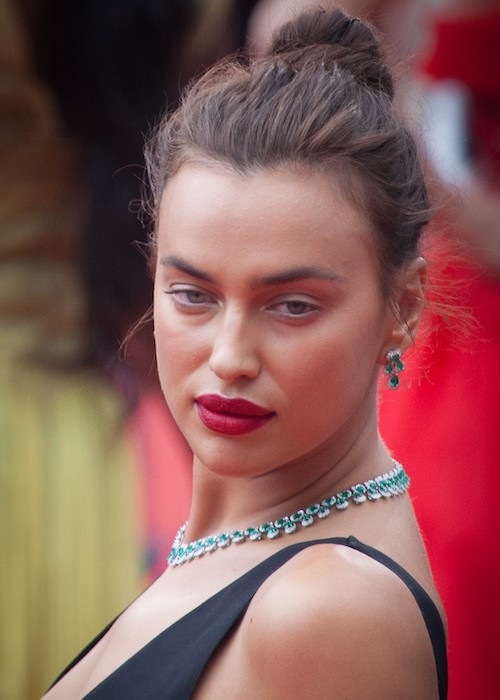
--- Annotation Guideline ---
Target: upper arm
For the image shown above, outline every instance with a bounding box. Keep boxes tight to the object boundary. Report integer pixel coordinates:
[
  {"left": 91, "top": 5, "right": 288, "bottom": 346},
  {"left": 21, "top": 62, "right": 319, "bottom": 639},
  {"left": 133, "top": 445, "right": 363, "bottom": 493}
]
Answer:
[{"left": 237, "top": 545, "right": 439, "bottom": 700}]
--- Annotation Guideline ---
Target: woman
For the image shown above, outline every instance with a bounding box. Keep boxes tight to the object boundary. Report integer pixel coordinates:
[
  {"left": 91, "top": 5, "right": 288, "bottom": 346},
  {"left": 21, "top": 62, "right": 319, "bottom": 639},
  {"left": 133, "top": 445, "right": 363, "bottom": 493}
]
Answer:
[{"left": 43, "top": 7, "right": 447, "bottom": 699}]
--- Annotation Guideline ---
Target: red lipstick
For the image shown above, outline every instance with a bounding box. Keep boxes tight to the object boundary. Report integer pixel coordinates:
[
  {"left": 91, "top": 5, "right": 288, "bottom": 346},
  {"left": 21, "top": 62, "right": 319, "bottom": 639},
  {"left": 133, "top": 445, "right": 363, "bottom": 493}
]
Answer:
[{"left": 196, "top": 395, "right": 275, "bottom": 435}]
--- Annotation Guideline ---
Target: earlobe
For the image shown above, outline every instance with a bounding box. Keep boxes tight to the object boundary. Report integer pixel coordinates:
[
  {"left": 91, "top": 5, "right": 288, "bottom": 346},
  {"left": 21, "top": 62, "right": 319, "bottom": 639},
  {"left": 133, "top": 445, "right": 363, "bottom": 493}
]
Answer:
[{"left": 380, "top": 257, "right": 427, "bottom": 362}]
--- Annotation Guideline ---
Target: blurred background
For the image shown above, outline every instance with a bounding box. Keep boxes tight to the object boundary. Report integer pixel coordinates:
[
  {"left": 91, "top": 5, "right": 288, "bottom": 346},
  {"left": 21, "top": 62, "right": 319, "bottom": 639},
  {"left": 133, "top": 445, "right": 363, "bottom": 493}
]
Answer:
[{"left": 0, "top": 1, "right": 498, "bottom": 698}]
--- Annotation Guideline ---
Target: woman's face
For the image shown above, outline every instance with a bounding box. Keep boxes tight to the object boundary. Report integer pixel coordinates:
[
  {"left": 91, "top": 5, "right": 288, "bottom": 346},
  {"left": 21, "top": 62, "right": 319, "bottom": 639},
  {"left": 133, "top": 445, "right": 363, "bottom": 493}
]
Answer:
[{"left": 154, "top": 164, "right": 399, "bottom": 478}]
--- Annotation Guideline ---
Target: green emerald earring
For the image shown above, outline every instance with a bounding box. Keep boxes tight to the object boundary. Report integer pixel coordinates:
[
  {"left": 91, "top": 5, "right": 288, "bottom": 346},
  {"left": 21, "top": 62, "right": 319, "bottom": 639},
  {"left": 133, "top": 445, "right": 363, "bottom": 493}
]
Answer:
[{"left": 384, "top": 349, "right": 404, "bottom": 389}]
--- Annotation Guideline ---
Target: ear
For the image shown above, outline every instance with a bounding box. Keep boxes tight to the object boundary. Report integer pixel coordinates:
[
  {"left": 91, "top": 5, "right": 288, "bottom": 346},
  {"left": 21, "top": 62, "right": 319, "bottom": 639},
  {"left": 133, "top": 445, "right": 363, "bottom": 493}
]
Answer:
[{"left": 378, "top": 257, "right": 427, "bottom": 363}]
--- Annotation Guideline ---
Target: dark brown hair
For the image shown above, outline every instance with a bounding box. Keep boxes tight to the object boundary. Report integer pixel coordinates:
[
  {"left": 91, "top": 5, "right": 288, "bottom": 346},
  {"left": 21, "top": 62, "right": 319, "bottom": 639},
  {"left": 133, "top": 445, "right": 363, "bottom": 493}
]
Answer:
[{"left": 145, "top": 6, "right": 430, "bottom": 298}]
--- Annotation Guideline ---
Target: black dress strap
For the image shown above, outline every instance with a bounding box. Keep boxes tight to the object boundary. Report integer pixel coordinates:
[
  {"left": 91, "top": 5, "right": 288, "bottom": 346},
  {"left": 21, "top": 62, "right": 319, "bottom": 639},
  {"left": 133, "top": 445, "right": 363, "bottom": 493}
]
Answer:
[
  {"left": 343, "top": 536, "right": 448, "bottom": 700},
  {"left": 50, "top": 536, "right": 447, "bottom": 700}
]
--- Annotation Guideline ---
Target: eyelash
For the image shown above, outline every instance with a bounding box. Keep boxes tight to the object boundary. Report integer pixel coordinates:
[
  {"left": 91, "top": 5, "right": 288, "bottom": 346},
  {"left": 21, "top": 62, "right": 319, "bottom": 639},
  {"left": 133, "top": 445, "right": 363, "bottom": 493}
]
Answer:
[
  {"left": 165, "top": 289, "right": 216, "bottom": 310},
  {"left": 268, "top": 300, "right": 319, "bottom": 318},
  {"left": 164, "top": 288, "right": 320, "bottom": 319}
]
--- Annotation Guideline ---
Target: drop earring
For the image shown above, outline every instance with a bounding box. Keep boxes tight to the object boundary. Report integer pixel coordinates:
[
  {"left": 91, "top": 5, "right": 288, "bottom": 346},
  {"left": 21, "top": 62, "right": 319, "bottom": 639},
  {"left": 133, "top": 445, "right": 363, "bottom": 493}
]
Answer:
[{"left": 384, "top": 349, "right": 404, "bottom": 389}]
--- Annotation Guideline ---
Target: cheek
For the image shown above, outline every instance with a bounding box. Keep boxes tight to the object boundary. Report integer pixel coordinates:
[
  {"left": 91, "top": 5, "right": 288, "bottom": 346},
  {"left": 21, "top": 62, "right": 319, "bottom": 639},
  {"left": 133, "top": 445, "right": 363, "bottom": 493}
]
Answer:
[
  {"left": 279, "top": 315, "right": 384, "bottom": 405},
  {"left": 153, "top": 303, "right": 210, "bottom": 400},
  {"left": 154, "top": 307, "right": 188, "bottom": 387},
  {"left": 268, "top": 341, "right": 339, "bottom": 428}
]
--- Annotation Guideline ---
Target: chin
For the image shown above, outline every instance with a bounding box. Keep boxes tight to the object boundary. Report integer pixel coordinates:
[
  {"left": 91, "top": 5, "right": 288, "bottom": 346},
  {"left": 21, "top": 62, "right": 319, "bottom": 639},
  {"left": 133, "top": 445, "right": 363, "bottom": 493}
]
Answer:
[{"left": 191, "top": 438, "right": 275, "bottom": 480}]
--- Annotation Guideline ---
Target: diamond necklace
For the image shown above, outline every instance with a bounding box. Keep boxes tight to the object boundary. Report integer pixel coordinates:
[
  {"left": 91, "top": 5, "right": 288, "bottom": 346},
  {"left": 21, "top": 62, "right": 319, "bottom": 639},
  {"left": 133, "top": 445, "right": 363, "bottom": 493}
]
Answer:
[{"left": 167, "top": 460, "right": 409, "bottom": 567}]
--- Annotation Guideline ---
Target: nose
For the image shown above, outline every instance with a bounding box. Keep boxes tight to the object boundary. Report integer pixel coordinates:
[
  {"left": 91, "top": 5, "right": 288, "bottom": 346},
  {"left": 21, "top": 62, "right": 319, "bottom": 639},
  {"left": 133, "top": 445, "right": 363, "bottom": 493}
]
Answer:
[{"left": 208, "top": 309, "right": 261, "bottom": 381}]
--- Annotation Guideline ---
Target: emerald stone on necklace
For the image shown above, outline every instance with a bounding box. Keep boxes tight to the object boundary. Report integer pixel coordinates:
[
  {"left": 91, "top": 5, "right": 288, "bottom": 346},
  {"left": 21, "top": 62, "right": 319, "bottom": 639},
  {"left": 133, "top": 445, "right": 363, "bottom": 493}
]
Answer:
[{"left": 167, "top": 460, "right": 409, "bottom": 567}]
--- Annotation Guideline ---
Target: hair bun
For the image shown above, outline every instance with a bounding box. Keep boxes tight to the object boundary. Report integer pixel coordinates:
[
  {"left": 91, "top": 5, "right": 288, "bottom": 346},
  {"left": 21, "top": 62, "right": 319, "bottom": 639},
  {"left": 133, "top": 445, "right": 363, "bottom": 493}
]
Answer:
[{"left": 268, "top": 7, "right": 394, "bottom": 100}]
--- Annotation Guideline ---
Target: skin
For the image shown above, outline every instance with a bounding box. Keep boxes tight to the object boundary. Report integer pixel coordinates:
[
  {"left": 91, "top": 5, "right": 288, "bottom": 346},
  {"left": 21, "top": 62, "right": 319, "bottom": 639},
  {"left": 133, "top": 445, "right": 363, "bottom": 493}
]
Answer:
[
  {"left": 42, "top": 163, "right": 442, "bottom": 699},
  {"left": 156, "top": 166, "right": 393, "bottom": 487}
]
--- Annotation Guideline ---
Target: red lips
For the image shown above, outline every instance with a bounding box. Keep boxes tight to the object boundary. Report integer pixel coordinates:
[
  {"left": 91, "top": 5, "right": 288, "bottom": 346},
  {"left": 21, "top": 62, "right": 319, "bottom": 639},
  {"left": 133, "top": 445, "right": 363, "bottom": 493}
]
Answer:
[{"left": 196, "top": 394, "right": 275, "bottom": 435}]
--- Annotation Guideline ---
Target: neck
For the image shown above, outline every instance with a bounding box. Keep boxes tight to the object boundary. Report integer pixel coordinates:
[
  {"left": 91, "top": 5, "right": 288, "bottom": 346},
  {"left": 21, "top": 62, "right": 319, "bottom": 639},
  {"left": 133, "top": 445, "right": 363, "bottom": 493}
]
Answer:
[
  {"left": 185, "top": 433, "right": 393, "bottom": 544},
  {"left": 168, "top": 458, "right": 409, "bottom": 567}
]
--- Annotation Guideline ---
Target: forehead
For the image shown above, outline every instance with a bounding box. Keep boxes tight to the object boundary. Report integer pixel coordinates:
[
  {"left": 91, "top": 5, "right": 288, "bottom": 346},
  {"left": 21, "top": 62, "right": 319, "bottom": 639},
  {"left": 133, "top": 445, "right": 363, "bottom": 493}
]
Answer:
[{"left": 157, "top": 163, "right": 375, "bottom": 273}]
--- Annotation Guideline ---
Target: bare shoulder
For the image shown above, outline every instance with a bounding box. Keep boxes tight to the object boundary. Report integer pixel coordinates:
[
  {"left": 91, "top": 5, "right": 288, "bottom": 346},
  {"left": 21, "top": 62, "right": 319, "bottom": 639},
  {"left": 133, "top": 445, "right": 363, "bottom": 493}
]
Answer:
[{"left": 237, "top": 542, "right": 441, "bottom": 700}]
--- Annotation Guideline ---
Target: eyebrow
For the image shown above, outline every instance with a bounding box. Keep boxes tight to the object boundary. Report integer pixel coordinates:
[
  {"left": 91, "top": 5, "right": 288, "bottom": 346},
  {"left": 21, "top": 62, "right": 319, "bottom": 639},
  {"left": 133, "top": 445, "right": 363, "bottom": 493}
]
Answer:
[
  {"left": 255, "top": 266, "right": 344, "bottom": 287},
  {"left": 159, "top": 255, "right": 343, "bottom": 286},
  {"left": 159, "top": 255, "right": 213, "bottom": 282}
]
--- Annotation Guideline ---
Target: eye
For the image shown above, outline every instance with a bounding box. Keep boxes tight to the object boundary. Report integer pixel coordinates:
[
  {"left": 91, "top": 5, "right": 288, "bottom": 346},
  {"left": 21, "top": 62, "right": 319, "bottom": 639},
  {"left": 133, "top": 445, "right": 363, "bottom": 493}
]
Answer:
[
  {"left": 269, "top": 298, "right": 320, "bottom": 319},
  {"left": 165, "top": 287, "right": 216, "bottom": 312}
]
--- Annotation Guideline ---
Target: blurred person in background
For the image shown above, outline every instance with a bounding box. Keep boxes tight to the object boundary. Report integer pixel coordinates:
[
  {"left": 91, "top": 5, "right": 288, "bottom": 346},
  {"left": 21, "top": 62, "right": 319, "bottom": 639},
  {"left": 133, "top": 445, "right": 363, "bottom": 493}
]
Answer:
[{"left": 379, "top": 2, "right": 500, "bottom": 699}]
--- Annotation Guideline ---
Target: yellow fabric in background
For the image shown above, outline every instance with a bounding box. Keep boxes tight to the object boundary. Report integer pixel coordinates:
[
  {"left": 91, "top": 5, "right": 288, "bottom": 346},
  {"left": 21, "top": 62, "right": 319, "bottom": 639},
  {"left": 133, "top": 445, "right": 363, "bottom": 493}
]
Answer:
[{"left": 0, "top": 360, "right": 141, "bottom": 700}]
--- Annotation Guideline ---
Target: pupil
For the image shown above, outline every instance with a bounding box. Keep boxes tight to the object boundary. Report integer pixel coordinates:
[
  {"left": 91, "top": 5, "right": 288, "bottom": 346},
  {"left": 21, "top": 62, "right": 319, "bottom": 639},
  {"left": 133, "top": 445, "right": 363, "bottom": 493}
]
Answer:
[{"left": 289, "top": 302, "right": 306, "bottom": 314}]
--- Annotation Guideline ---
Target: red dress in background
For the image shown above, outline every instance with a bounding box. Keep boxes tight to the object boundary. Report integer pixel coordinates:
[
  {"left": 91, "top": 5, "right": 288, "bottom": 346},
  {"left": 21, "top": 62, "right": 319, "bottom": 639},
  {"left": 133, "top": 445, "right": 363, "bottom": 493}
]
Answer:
[
  {"left": 379, "top": 7, "right": 500, "bottom": 699},
  {"left": 130, "top": 390, "right": 193, "bottom": 581}
]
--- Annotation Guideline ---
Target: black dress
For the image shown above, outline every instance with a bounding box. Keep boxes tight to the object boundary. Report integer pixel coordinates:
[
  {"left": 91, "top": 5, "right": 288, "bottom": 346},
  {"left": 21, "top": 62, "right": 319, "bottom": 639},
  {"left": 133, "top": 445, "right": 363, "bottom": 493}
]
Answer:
[{"left": 51, "top": 536, "right": 448, "bottom": 699}]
